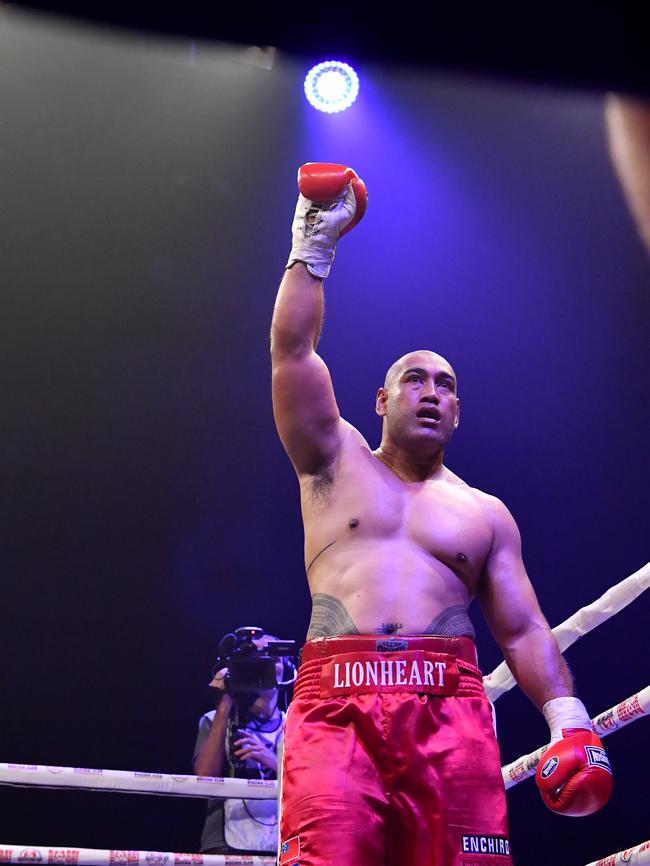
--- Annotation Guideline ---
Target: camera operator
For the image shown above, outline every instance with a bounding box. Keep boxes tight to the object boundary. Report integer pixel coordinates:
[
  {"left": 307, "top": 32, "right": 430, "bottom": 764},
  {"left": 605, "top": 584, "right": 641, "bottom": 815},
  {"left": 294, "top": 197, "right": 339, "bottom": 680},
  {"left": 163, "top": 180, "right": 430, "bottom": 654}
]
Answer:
[{"left": 192, "top": 627, "right": 294, "bottom": 855}]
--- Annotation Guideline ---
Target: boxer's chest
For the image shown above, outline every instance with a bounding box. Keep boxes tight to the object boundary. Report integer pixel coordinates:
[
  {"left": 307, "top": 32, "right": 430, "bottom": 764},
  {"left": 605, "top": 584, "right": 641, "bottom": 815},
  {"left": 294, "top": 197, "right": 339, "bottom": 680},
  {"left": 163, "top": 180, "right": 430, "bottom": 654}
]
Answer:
[{"left": 305, "top": 453, "right": 494, "bottom": 576}]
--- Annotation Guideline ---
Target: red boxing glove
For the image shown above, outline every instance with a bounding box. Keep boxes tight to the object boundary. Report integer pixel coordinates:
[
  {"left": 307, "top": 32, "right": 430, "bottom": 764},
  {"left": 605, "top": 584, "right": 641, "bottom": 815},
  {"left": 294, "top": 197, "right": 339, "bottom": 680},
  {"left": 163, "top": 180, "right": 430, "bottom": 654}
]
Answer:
[
  {"left": 287, "top": 163, "right": 367, "bottom": 278},
  {"left": 298, "top": 163, "right": 368, "bottom": 237},
  {"left": 535, "top": 728, "right": 612, "bottom": 817}
]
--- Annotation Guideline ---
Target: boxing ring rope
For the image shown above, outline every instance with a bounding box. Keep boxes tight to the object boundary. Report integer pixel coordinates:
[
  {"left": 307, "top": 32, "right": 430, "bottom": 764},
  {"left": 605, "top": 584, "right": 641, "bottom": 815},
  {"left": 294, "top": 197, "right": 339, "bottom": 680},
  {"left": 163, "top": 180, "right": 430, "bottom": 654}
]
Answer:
[
  {"left": 0, "top": 770, "right": 278, "bottom": 865},
  {"left": 0, "top": 842, "right": 647, "bottom": 866},
  {"left": 484, "top": 561, "right": 650, "bottom": 702},
  {"left": 585, "top": 840, "right": 650, "bottom": 866},
  {"left": 501, "top": 684, "right": 650, "bottom": 788},
  {"left": 0, "top": 766, "right": 276, "bottom": 800},
  {"left": 6, "top": 679, "right": 646, "bottom": 802},
  {"left": 0, "top": 848, "right": 275, "bottom": 866}
]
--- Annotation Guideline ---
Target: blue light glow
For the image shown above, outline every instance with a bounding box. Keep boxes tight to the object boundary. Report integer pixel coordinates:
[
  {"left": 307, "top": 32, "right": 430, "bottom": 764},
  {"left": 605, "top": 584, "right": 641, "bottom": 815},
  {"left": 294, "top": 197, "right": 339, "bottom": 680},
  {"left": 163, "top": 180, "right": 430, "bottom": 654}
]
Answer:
[{"left": 304, "top": 61, "right": 359, "bottom": 114}]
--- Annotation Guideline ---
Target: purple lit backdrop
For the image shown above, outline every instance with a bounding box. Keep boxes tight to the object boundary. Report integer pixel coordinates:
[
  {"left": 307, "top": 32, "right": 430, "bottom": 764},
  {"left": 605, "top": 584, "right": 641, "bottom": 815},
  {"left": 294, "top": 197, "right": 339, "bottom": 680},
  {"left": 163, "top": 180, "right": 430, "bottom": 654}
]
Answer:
[{"left": 1, "top": 10, "right": 648, "bottom": 864}]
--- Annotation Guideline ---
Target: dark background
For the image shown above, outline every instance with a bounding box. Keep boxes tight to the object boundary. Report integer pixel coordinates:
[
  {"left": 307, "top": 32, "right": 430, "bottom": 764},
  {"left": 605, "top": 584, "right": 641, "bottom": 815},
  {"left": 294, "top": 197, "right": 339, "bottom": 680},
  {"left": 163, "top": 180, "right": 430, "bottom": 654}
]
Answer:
[{"left": 1, "top": 7, "right": 648, "bottom": 865}]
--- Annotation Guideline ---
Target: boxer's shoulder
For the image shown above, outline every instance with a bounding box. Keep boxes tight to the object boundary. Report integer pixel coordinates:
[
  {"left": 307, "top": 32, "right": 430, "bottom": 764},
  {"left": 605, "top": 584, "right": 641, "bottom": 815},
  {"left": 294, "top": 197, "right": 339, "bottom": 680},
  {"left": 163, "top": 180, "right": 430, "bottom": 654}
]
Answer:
[{"left": 467, "top": 486, "right": 521, "bottom": 542}]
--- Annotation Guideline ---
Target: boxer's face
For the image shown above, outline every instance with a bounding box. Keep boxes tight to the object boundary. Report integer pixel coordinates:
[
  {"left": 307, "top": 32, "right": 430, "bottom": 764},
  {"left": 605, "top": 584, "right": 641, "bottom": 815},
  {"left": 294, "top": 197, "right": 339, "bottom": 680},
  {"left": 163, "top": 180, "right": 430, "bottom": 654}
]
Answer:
[{"left": 376, "top": 350, "right": 460, "bottom": 450}]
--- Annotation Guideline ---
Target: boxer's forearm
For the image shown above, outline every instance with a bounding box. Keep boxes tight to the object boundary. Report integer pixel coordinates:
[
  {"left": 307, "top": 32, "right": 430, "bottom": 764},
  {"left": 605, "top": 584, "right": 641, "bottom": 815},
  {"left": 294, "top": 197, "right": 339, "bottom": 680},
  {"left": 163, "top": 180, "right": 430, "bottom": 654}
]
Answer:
[
  {"left": 606, "top": 94, "right": 650, "bottom": 255},
  {"left": 271, "top": 263, "right": 324, "bottom": 358},
  {"left": 502, "top": 623, "right": 574, "bottom": 710}
]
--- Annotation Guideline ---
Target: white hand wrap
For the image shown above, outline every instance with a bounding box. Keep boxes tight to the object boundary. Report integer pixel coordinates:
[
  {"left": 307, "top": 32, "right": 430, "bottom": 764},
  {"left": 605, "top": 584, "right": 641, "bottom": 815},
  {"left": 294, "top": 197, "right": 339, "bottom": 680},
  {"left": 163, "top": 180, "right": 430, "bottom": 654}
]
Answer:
[
  {"left": 542, "top": 696, "right": 593, "bottom": 744},
  {"left": 286, "top": 184, "right": 357, "bottom": 279}
]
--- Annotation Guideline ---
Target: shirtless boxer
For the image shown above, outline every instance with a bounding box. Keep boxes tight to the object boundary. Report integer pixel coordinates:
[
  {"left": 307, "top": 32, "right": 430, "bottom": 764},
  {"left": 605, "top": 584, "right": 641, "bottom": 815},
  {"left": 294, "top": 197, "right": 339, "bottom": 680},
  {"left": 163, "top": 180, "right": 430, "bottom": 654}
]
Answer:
[{"left": 270, "top": 164, "right": 612, "bottom": 866}]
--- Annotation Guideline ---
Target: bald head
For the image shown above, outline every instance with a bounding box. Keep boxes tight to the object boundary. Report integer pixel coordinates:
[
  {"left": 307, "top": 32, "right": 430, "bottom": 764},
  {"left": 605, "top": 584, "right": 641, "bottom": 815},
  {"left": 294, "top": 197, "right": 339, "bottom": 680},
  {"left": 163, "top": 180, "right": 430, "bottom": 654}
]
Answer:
[{"left": 383, "top": 350, "right": 457, "bottom": 392}]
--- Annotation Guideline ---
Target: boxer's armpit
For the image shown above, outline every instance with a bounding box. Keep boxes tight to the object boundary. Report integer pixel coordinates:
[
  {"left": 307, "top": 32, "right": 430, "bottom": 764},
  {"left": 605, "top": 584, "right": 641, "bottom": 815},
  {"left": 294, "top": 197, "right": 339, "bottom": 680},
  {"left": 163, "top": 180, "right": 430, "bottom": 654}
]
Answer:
[
  {"left": 310, "top": 467, "right": 336, "bottom": 501},
  {"left": 423, "top": 605, "right": 476, "bottom": 639},
  {"left": 307, "top": 593, "right": 360, "bottom": 639}
]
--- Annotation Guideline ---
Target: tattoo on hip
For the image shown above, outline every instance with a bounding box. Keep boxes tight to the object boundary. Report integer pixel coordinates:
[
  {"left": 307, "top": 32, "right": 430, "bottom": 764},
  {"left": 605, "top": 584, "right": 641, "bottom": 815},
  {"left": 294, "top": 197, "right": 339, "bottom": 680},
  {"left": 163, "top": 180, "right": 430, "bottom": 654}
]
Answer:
[
  {"left": 423, "top": 605, "right": 475, "bottom": 639},
  {"left": 306, "top": 594, "right": 360, "bottom": 640}
]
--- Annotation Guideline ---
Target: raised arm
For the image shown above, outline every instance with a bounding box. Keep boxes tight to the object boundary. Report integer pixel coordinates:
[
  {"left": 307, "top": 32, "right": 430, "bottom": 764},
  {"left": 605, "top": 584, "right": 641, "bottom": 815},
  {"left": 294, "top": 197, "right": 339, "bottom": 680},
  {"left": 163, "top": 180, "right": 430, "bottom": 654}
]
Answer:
[
  {"left": 478, "top": 496, "right": 612, "bottom": 816},
  {"left": 271, "top": 164, "right": 367, "bottom": 475},
  {"left": 271, "top": 264, "right": 341, "bottom": 475}
]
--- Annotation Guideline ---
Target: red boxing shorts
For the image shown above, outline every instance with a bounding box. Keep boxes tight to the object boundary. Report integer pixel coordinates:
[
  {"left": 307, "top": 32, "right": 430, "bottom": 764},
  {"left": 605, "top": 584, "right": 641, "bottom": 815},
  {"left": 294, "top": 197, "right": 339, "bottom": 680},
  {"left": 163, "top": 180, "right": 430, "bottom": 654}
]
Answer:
[{"left": 279, "top": 635, "right": 512, "bottom": 866}]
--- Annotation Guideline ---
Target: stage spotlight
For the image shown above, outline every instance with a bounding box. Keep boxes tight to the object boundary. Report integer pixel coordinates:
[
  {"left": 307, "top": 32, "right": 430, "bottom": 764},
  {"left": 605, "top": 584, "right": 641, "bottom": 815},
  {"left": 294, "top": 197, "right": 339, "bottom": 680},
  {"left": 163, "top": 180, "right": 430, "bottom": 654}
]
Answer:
[{"left": 304, "top": 61, "right": 359, "bottom": 113}]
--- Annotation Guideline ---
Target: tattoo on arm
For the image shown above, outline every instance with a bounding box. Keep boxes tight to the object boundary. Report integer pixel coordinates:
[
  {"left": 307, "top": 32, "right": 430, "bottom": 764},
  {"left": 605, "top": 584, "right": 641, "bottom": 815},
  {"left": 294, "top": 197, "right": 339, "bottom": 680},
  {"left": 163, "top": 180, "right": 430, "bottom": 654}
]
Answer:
[
  {"left": 306, "top": 594, "right": 360, "bottom": 640},
  {"left": 423, "top": 605, "right": 476, "bottom": 640}
]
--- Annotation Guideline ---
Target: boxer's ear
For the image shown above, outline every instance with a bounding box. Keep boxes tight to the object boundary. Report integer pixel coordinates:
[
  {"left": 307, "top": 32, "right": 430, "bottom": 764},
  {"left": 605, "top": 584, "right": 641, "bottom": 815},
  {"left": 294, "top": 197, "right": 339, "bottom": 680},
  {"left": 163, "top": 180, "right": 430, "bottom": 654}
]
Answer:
[
  {"left": 453, "top": 398, "right": 461, "bottom": 429},
  {"left": 376, "top": 387, "right": 388, "bottom": 417}
]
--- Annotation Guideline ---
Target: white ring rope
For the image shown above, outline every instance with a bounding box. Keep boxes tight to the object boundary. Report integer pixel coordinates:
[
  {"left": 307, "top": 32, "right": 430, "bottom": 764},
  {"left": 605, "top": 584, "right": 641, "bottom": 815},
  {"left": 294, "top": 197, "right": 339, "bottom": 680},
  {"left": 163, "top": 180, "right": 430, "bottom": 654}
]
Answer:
[
  {"left": 5, "top": 685, "right": 646, "bottom": 799},
  {"left": 484, "top": 561, "right": 650, "bottom": 702},
  {"left": 0, "top": 846, "right": 275, "bottom": 866},
  {"left": 501, "top": 685, "right": 650, "bottom": 789},
  {"left": 0, "top": 766, "right": 277, "bottom": 800},
  {"left": 585, "top": 840, "right": 650, "bottom": 866}
]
